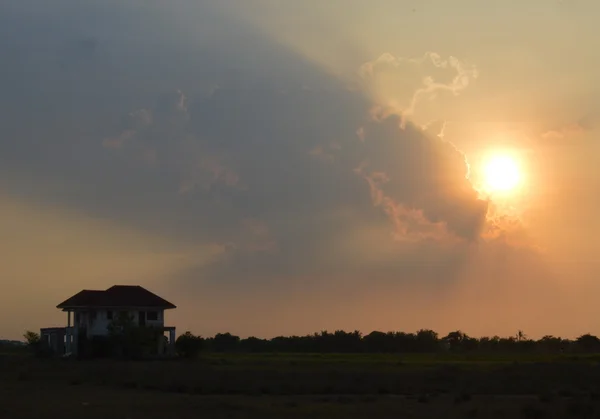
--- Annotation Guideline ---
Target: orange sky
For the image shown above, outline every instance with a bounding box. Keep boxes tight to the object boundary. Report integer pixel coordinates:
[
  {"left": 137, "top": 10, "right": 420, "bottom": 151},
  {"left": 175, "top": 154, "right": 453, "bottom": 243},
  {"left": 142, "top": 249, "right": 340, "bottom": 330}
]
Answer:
[{"left": 1, "top": 0, "right": 599, "bottom": 341}]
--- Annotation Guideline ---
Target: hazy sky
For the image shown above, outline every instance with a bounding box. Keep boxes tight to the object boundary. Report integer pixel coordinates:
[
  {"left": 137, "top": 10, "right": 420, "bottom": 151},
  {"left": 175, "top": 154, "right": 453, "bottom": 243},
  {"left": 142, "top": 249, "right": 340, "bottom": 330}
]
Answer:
[{"left": 1, "top": 0, "right": 599, "bottom": 340}]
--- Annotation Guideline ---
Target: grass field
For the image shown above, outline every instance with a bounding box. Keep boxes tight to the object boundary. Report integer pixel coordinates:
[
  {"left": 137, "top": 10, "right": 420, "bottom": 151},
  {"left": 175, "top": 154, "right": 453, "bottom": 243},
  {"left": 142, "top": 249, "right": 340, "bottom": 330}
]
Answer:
[{"left": 4, "top": 351, "right": 600, "bottom": 418}]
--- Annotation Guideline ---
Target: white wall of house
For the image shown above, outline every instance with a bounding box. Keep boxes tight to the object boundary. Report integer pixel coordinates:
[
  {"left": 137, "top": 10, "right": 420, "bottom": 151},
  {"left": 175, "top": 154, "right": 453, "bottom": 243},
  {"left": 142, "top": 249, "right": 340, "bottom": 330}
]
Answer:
[
  {"left": 89, "top": 310, "right": 111, "bottom": 336},
  {"left": 74, "top": 308, "right": 166, "bottom": 337},
  {"left": 142, "top": 310, "right": 165, "bottom": 328}
]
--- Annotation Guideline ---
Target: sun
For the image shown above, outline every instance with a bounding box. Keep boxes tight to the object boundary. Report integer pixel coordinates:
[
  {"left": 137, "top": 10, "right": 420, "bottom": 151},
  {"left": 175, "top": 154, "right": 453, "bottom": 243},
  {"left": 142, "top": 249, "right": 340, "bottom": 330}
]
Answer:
[{"left": 483, "top": 155, "right": 521, "bottom": 193}]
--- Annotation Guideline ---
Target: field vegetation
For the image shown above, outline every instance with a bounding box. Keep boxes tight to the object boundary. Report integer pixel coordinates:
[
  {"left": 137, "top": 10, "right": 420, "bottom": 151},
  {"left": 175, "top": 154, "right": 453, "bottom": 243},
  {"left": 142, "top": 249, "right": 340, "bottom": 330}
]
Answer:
[{"left": 4, "top": 329, "right": 600, "bottom": 418}]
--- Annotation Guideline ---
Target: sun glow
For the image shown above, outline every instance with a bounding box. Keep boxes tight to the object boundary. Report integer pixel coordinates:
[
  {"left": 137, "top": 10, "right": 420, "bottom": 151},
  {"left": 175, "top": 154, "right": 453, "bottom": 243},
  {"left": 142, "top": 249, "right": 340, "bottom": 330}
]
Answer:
[{"left": 483, "top": 154, "right": 521, "bottom": 193}]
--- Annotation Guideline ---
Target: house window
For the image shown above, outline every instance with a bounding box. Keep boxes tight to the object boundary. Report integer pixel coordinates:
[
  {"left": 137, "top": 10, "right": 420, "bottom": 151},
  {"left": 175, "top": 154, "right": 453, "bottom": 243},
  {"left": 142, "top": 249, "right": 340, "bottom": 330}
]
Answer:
[
  {"left": 146, "top": 311, "right": 158, "bottom": 321},
  {"left": 106, "top": 311, "right": 113, "bottom": 320},
  {"left": 90, "top": 310, "right": 97, "bottom": 321}
]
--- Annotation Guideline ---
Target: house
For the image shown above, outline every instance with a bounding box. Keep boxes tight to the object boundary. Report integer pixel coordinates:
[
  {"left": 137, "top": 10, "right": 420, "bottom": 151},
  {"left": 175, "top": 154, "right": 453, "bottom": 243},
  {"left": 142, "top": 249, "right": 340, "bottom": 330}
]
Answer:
[{"left": 40, "top": 285, "right": 177, "bottom": 357}]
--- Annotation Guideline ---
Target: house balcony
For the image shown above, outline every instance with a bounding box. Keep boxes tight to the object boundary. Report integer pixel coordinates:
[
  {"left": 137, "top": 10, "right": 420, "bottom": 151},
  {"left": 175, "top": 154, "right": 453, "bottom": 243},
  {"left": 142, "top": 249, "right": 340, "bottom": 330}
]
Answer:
[
  {"left": 39, "top": 325, "right": 176, "bottom": 357},
  {"left": 40, "top": 327, "right": 73, "bottom": 355}
]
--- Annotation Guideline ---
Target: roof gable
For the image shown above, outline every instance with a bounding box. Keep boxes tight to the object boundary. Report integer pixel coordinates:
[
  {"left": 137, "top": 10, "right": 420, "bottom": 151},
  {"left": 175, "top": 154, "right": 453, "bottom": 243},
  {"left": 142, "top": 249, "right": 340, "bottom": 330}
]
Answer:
[{"left": 57, "top": 285, "right": 176, "bottom": 310}]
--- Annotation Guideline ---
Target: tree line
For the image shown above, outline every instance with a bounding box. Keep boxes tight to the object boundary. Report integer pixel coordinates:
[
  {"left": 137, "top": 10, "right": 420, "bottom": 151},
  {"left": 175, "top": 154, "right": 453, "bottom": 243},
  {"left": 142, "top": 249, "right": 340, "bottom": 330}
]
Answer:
[{"left": 175, "top": 329, "right": 600, "bottom": 358}]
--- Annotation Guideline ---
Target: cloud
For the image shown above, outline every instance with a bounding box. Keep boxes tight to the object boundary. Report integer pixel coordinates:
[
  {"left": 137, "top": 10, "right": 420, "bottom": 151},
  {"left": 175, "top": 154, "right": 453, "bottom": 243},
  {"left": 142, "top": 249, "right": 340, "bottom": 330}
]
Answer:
[
  {"left": 540, "top": 113, "right": 598, "bottom": 142},
  {"left": 0, "top": 0, "right": 579, "bottom": 340},
  {"left": 359, "top": 52, "right": 479, "bottom": 127},
  {"left": 102, "top": 90, "right": 241, "bottom": 195},
  {"left": 309, "top": 142, "right": 341, "bottom": 163},
  {"left": 348, "top": 115, "right": 488, "bottom": 240},
  {"left": 359, "top": 169, "right": 450, "bottom": 242},
  {"left": 102, "top": 129, "right": 136, "bottom": 149},
  {"left": 177, "top": 155, "right": 240, "bottom": 195}
]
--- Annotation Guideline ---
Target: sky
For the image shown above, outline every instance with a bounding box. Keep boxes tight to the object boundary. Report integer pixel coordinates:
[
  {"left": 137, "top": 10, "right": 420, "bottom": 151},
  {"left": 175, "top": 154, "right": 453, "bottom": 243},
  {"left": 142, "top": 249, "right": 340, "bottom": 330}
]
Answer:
[{"left": 1, "top": 0, "right": 599, "bottom": 340}]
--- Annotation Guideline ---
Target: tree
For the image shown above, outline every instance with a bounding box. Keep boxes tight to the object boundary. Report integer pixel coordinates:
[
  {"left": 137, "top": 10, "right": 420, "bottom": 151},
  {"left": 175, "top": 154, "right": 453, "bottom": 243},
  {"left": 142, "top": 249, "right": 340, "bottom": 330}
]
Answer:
[
  {"left": 443, "top": 331, "right": 468, "bottom": 351},
  {"left": 516, "top": 330, "right": 527, "bottom": 342},
  {"left": 175, "top": 332, "right": 204, "bottom": 358},
  {"left": 363, "top": 331, "right": 391, "bottom": 353},
  {"left": 240, "top": 336, "right": 269, "bottom": 353},
  {"left": 539, "top": 335, "right": 565, "bottom": 353},
  {"left": 478, "top": 336, "right": 496, "bottom": 352},
  {"left": 23, "top": 330, "right": 51, "bottom": 358},
  {"left": 576, "top": 334, "right": 600, "bottom": 352},
  {"left": 211, "top": 333, "right": 241, "bottom": 352},
  {"left": 23, "top": 331, "right": 40, "bottom": 346},
  {"left": 147, "top": 328, "right": 600, "bottom": 355},
  {"left": 415, "top": 329, "right": 439, "bottom": 352},
  {"left": 107, "top": 312, "right": 162, "bottom": 359}
]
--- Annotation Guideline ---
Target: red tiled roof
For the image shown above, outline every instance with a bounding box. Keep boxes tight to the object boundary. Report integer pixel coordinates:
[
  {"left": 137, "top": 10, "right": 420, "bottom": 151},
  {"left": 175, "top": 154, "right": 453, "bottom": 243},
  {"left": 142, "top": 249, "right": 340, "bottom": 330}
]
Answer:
[{"left": 56, "top": 285, "right": 176, "bottom": 309}]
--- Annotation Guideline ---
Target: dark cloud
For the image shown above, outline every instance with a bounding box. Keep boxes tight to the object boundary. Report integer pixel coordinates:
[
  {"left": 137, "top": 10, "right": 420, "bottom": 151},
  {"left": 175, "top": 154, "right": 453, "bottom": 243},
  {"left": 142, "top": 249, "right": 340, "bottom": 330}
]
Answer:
[
  {"left": 0, "top": 0, "right": 540, "bottom": 334},
  {"left": 349, "top": 115, "right": 489, "bottom": 239},
  {"left": 89, "top": 79, "right": 490, "bottom": 291}
]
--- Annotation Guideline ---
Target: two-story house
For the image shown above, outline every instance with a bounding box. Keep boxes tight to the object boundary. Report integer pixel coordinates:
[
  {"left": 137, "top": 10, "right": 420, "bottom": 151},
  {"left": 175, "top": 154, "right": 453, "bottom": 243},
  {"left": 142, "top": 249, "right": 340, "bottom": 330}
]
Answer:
[{"left": 40, "top": 285, "right": 176, "bottom": 356}]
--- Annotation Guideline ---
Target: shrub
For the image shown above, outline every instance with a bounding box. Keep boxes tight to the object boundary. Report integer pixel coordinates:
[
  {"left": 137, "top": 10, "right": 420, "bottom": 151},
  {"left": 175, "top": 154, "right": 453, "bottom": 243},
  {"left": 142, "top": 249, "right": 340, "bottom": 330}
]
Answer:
[
  {"left": 23, "top": 330, "right": 52, "bottom": 358},
  {"left": 107, "top": 313, "right": 163, "bottom": 359},
  {"left": 23, "top": 331, "right": 40, "bottom": 346},
  {"left": 175, "top": 331, "right": 204, "bottom": 358}
]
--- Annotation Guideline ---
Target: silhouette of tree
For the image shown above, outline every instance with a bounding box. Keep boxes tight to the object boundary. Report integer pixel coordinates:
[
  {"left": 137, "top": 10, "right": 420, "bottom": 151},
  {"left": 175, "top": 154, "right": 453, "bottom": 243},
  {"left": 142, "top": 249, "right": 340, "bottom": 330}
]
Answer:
[
  {"left": 151, "top": 328, "right": 600, "bottom": 356},
  {"left": 576, "top": 334, "right": 600, "bottom": 352},
  {"left": 539, "top": 335, "right": 566, "bottom": 353},
  {"left": 211, "top": 332, "right": 241, "bottom": 352},
  {"left": 23, "top": 331, "right": 40, "bottom": 346},
  {"left": 415, "top": 329, "right": 439, "bottom": 352},
  {"left": 22, "top": 330, "right": 52, "bottom": 358},
  {"left": 240, "top": 336, "right": 269, "bottom": 353},
  {"left": 477, "top": 336, "right": 498, "bottom": 352},
  {"left": 443, "top": 331, "right": 470, "bottom": 352},
  {"left": 107, "top": 312, "right": 162, "bottom": 359},
  {"left": 175, "top": 331, "right": 204, "bottom": 358},
  {"left": 363, "top": 331, "right": 392, "bottom": 353}
]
